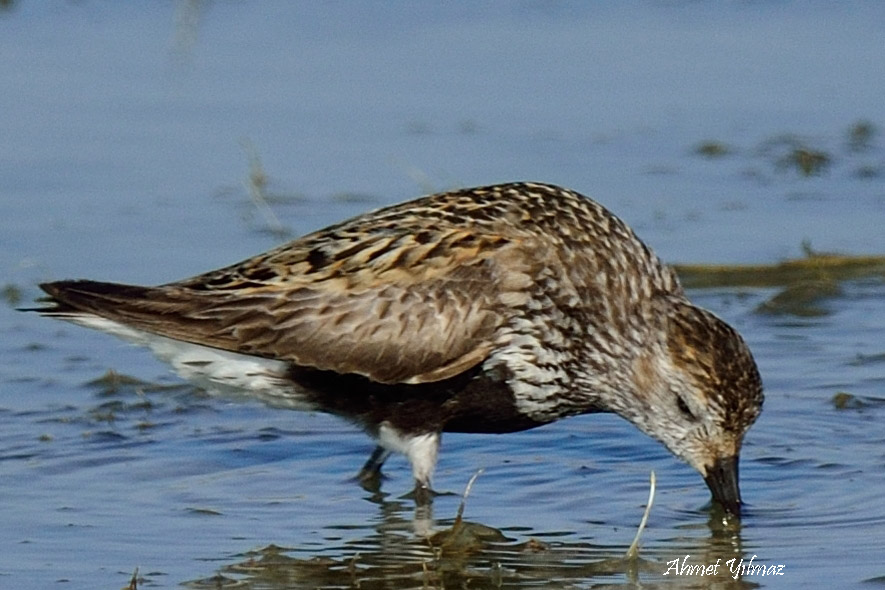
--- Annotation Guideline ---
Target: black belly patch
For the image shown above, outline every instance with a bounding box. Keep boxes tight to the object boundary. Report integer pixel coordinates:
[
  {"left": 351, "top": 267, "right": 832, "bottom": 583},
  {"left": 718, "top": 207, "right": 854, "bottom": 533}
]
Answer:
[{"left": 285, "top": 364, "right": 547, "bottom": 435}]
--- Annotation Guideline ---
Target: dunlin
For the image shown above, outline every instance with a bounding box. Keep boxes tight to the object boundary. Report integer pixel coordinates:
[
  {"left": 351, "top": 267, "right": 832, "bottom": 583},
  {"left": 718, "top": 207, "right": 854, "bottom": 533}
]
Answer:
[{"left": 37, "top": 182, "right": 763, "bottom": 516}]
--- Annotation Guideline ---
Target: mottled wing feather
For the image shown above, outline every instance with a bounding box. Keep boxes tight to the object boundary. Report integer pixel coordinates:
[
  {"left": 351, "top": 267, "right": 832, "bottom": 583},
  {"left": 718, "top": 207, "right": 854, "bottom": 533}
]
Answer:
[
  {"left": 183, "top": 278, "right": 501, "bottom": 384},
  {"left": 40, "top": 225, "right": 532, "bottom": 384}
]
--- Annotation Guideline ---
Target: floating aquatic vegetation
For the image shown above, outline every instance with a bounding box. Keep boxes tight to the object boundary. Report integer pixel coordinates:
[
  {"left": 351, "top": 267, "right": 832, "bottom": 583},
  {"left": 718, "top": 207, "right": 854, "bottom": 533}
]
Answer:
[
  {"left": 694, "top": 120, "right": 882, "bottom": 181},
  {"left": 847, "top": 120, "right": 878, "bottom": 153},
  {"left": 779, "top": 146, "right": 831, "bottom": 177},
  {"left": 693, "top": 140, "right": 733, "bottom": 158},
  {"left": 755, "top": 278, "right": 842, "bottom": 317},
  {"left": 675, "top": 247, "right": 885, "bottom": 317},
  {"left": 853, "top": 163, "right": 884, "bottom": 179},
  {"left": 832, "top": 392, "right": 865, "bottom": 410},
  {"left": 428, "top": 469, "right": 492, "bottom": 555},
  {"left": 831, "top": 391, "right": 885, "bottom": 411},
  {"left": 1, "top": 283, "right": 22, "bottom": 306},
  {"left": 674, "top": 251, "right": 885, "bottom": 290}
]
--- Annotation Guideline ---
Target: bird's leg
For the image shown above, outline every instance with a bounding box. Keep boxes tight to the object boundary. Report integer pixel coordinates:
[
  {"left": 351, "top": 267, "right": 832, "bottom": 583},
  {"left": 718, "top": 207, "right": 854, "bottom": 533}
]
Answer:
[
  {"left": 356, "top": 445, "right": 391, "bottom": 491},
  {"left": 376, "top": 423, "right": 441, "bottom": 505},
  {"left": 406, "top": 432, "right": 440, "bottom": 506}
]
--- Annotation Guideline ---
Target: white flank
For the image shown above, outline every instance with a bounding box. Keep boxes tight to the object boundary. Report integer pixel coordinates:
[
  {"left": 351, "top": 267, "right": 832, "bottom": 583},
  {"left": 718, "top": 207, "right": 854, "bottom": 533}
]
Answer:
[{"left": 57, "top": 313, "right": 314, "bottom": 410}]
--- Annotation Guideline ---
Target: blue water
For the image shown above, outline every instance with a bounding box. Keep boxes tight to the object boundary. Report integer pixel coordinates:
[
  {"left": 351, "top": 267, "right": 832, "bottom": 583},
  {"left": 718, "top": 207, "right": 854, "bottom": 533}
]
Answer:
[{"left": 2, "top": 2, "right": 885, "bottom": 588}]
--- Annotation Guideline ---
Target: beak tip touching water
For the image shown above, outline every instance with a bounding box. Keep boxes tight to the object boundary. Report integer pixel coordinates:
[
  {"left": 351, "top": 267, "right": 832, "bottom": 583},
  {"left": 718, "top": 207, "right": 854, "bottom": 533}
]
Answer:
[{"left": 704, "top": 454, "right": 742, "bottom": 518}]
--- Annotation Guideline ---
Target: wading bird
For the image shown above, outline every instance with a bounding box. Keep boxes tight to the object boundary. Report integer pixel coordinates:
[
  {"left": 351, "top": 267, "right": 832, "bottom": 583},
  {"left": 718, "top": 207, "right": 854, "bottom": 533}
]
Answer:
[{"left": 36, "top": 182, "right": 763, "bottom": 516}]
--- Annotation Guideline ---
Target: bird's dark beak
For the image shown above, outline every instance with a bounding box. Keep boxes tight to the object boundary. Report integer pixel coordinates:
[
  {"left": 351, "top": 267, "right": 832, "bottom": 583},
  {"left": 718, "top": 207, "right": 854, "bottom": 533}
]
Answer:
[{"left": 704, "top": 454, "right": 742, "bottom": 518}]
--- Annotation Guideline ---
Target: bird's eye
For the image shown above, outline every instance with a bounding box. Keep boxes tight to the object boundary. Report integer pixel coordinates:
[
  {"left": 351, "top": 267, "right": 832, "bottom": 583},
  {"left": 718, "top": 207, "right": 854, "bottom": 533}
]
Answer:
[{"left": 676, "top": 395, "right": 697, "bottom": 421}]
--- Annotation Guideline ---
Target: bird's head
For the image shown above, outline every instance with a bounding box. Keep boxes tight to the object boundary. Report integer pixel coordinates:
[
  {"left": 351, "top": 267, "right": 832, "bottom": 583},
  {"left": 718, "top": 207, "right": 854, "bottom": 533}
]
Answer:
[{"left": 620, "top": 296, "right": 763, "bottom": 518}]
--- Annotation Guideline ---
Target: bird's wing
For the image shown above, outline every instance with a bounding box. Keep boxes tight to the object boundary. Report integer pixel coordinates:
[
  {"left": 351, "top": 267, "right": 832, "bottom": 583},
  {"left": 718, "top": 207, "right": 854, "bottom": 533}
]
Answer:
[{"left": 40, "top": 224, "right": 539, "bottom": 385}]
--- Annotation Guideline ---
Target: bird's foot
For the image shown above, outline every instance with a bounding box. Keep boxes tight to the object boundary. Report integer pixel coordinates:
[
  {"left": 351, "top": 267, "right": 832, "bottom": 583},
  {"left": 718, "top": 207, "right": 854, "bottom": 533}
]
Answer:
[
  {"left": 353, "top": 445, "right": 391, "bottom": 493},
  {"left": 413, "top": 481, "right": 434, "bottom": 507},
  {"left": 402, "top": 481, "right": 457, "bottom": 504}
]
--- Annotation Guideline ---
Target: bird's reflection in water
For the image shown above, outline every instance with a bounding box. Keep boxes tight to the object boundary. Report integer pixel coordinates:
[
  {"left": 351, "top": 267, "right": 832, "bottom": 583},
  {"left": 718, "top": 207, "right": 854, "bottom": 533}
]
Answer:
[{"left": 182, "top": 488, "right": 759, "bottom": 589}]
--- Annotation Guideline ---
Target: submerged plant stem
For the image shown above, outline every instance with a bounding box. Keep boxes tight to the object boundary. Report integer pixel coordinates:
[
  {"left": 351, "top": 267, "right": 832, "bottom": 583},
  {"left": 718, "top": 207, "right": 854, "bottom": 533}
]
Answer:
[
  {"left": 626, "top": 471, "right": 656, "bottom": 560},
  {"left": 455, "top": 468, "right": 485, "bottom": 526}
]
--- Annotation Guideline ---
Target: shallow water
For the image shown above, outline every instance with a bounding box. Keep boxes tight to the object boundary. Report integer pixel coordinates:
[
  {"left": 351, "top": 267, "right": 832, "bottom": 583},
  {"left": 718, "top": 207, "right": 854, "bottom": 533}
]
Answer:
[{"left": 2, "top": 3, "right": 885, "bottom": 589}]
